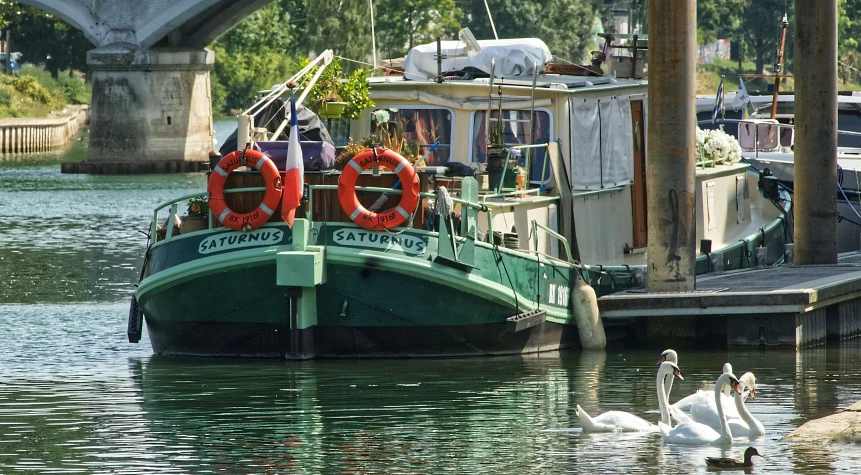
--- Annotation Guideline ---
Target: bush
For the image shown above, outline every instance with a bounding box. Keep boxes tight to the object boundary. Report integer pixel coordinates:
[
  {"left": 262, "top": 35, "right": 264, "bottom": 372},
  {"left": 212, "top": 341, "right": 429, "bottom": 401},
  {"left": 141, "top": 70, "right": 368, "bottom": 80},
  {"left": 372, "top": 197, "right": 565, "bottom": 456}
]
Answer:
[
  {"left": 0, "top": 86, "right": 11, "bottom": 107},
  {"left": 11, "top": 75, "right": 61, "bottom": 108},
  {"left": 56, "top": 73, "right": 89, "bottom": 104}
]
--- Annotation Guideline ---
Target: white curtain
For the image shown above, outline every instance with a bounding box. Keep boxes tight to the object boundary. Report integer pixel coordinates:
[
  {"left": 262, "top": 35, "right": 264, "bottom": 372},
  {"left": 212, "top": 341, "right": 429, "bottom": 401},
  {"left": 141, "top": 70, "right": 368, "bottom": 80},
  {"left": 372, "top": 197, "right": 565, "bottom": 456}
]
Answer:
[
  {"left": 570, "top": 99, "right": 601, "bottom": 189},
  {"left": 600, "top": 97, "right": 634, "bottom": 187},
  {"left": 569, "top": 96, "right": 634, "bottom": 190}
]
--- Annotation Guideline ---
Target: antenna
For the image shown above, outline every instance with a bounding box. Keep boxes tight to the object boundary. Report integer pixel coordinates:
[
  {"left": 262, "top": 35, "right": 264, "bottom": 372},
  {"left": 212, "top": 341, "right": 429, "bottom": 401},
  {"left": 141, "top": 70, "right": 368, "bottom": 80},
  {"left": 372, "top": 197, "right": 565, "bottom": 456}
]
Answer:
[
  {"left": 369, "top": 0, "right": 377, "bottom": 69},
  {"left": 458, "top": 28, "right": 481, "bottom": 54},
  {"left": 483, "top": 0, "right": 498, "bottom": 39}
]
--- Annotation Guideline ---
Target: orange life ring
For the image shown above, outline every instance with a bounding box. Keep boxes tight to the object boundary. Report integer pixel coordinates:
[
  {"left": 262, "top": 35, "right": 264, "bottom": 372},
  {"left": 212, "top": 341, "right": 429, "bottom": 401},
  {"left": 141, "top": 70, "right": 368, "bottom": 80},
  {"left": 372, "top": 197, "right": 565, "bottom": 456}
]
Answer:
[
  {"left": 338, "top": 147, "right": 420, "bottom": 230},
  {"left": 208, "top": 149, "right": 282, "bottom": 231}
]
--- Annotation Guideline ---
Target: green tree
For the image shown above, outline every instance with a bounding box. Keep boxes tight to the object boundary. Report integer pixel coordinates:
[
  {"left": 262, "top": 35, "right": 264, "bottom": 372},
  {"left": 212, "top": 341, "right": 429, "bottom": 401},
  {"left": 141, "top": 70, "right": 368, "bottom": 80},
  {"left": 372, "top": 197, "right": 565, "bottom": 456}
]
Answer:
[
  {"left": 1, "top": 2, "right": 89, "bottom": 77},
  {"left": 209, "top": 3, "right": 297, "bottom": 114},
  {"left": 838, "top": 0, "right": 861, "bottom": 83},
  {"left": 302, "top": 0, "right": 373, "bottom": 67},
  {"left": 375, "top": 0, "right": 462, "bottom": 58},
  {"left": 741, "top": 1, "right": 793, "bottom": 75}
]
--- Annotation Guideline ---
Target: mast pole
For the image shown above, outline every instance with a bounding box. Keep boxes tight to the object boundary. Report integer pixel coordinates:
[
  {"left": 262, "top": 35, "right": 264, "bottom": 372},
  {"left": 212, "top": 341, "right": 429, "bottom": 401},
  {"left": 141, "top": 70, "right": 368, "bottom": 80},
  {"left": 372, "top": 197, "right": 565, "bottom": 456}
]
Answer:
[
  {"left": 771, "top": 14, "right": 789, "bottom": 120},
  {"left": 370, "top": 0, "right": 377, "bottom": 70}
]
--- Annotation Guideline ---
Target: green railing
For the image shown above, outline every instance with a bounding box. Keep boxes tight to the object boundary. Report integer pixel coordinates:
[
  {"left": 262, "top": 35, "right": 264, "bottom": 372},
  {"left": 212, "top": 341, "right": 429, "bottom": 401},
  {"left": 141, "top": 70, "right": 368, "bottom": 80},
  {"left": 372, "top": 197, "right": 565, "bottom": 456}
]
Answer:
[
  {"left": 531, "top": 220, "right": 574, "bottom": 264},
  {"left": 149, "top": 187, "right": 267, "bottom": 244}
]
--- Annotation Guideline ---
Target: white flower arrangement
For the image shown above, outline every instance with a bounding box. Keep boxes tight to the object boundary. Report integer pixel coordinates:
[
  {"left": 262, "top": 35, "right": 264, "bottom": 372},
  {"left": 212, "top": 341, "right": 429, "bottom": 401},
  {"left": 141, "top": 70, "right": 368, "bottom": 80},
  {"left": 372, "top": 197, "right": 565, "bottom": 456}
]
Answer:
[{"left": 696, "top": 127, "right": 742, "bottom": 166}]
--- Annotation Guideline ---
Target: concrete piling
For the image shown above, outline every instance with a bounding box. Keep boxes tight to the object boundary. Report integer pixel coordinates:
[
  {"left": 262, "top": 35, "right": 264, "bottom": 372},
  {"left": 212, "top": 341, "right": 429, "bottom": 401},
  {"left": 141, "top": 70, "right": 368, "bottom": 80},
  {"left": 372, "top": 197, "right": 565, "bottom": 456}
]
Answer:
[
  {"left": 646, "top": 0, "right": 698, "bottom": 291},
  {"left": 794, "top": 0, "right": 838, "bottom": 264}
]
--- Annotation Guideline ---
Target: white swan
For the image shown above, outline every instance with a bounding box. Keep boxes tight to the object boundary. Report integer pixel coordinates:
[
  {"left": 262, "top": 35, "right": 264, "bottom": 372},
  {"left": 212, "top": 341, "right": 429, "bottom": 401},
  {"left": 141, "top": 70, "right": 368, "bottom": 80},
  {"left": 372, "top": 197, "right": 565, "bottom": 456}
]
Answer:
[
  {"left": 689, "top": 373, "right": 764, "bottom": 437},
  {"left": 578, "top": 361, "right": 683, "bottom": 432},
  {"left": 672, "top": 362, "right": 735, "bottom": 413},
  {"left": 658, "top": 372, "right": 741, "bottom": 445},
  {"left": 657, "top": 349, "right": 678, "bottom": 405}
]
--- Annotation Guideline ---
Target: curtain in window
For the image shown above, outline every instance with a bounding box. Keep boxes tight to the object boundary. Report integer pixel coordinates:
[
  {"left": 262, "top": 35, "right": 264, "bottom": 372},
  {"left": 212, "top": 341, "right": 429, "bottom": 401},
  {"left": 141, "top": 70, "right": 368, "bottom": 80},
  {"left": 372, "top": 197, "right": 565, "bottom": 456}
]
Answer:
[
  {"left": 569, "top": 96, "right": 634, "bottom": 189},
  {"left": 371, "top": 108, "right": 452, "bottom": 164}
]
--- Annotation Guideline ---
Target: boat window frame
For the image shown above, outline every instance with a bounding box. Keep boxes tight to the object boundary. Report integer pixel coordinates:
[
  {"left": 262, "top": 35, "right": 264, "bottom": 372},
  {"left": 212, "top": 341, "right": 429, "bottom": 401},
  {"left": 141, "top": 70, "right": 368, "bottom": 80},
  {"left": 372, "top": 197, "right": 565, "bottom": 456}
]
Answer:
[
  {"left": 467, "top": 107, "right": 554, "bottom": 163},
  {"left": 367, "top": 105, "right": 456, "bottom": 164}
]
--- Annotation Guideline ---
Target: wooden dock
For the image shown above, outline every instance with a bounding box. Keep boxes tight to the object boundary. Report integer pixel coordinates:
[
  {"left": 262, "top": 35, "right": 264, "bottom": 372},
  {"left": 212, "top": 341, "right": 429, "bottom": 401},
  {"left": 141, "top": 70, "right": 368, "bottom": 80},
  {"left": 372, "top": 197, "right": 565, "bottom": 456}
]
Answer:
[{"left": 598, "top": 253, "right": 861, "bottom": 348}]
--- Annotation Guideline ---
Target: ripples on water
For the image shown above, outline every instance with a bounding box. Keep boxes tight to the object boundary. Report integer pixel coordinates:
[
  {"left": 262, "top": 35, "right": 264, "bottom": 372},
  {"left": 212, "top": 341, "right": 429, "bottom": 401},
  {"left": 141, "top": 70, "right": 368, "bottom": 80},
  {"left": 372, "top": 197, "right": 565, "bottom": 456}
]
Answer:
[{"left": 2, "top": 125, "right": 861, "bottom": 473}]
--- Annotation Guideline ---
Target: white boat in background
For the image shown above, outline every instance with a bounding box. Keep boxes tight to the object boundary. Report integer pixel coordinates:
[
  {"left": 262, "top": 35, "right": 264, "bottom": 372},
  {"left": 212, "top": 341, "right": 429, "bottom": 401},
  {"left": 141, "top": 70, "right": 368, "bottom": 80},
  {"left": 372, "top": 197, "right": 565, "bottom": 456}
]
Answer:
[{"left": 699, "top": 92, "right": 861, "bottom": 252}]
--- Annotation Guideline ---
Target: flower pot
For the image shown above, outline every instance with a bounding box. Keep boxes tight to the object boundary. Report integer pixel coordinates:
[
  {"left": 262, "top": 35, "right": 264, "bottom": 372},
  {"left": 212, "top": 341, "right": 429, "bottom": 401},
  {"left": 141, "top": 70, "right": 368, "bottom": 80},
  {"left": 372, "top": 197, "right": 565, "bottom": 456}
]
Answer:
[
  {"left": 179, "top": 216, "right": 209, "bottom": 234},
  {"left": 486, "top": 147, "right": 516, "bottom": 191},
  {"left": 317, "top": 101, "right": 347, "bottom": 119}
]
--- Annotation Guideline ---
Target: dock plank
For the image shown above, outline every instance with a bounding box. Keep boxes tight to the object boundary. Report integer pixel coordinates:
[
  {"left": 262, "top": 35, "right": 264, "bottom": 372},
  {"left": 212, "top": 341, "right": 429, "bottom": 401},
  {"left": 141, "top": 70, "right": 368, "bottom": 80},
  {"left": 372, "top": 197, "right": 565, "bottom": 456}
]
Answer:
[{"left": 598, "top": 264, "right": 861, "bottom": 318}]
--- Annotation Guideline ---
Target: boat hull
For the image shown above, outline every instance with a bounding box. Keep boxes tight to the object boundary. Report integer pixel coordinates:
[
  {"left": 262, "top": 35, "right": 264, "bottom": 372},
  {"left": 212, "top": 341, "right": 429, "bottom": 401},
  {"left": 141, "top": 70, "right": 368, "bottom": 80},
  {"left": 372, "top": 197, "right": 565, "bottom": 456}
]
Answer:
[{"left": 137, "top": 224, "right": 580, "bottom": 358}]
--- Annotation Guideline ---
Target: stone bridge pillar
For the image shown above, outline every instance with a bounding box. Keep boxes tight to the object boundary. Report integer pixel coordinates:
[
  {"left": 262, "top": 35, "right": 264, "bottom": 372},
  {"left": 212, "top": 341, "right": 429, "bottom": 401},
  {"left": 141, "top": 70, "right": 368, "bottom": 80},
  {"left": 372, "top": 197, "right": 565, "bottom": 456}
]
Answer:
[
  {"left": 72, "top": 46, "right": 214, "bottom": 172},
  {"left": 19, "top": 0, "right": 274, "bottom": 172}
]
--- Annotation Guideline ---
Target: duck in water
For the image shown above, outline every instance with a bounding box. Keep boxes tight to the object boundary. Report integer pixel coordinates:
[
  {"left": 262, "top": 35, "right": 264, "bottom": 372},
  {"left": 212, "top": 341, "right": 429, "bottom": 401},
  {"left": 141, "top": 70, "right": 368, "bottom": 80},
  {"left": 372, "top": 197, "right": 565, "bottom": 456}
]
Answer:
[{"left": 705, "top": 447, "right": 762, "bottom": 469}]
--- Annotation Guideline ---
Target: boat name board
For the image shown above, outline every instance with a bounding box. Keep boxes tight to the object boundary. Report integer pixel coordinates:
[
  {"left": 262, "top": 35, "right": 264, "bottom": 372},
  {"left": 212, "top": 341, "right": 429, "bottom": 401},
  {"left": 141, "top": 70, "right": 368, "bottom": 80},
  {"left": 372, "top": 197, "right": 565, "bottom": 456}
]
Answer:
[
  {"left": 198, "top": 229, "right": 285, "bottom": 254},
  {"left": 547, "top": 281, "right": 570, "bottom": 307},
  {"left": 333, "top": 229, "right": 427, "bottom": 255}
]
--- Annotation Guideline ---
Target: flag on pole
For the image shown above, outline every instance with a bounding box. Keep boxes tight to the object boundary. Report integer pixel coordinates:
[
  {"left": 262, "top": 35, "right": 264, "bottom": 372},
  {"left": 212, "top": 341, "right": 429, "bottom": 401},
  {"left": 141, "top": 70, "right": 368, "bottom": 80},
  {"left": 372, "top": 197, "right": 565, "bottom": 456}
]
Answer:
[
  {"left": 711, "top": 77, "right": 724, "bottom": 124},
  {"left": 731, "top": 79, "right": 750, "bottom": 111},
  {"left": 281, "top": 91, "right": 304, "bottom": 227}
]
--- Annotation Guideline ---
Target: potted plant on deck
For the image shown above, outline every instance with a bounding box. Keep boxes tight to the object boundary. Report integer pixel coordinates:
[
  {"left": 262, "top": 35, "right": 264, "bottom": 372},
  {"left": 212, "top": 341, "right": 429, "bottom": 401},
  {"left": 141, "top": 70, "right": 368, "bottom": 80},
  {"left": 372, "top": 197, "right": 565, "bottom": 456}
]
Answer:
[
  {"left": 179, "top": 195, "right": 209, "bottom": 233},
  {"left": 486, "top": 87, "right": 512, "bottom": 191},
  {"left": 302, "top": 58, "right": 373, "bottom": 120}
]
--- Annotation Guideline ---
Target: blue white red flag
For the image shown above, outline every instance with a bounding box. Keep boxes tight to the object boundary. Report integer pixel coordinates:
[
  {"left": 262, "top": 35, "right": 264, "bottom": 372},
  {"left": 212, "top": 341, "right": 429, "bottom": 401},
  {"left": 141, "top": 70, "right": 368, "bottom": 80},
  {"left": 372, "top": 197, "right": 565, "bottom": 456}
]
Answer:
[
  {"left": 711, "top": 77, "right": 724, "bottom": 124},
  {"left": 281, "top": 91, "right": 304, "bottom": 227}
]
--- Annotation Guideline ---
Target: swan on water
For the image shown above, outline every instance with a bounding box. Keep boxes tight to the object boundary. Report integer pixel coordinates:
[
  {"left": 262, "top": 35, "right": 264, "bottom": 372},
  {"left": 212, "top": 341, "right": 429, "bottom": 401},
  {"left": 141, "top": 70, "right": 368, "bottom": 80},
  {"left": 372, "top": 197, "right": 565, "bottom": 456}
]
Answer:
[
  {"left": 689, "top": 373, "right": 764, "bottom": 437},
  {"left": 658, "top": 372, "right": 742, "bottom": 445},
  {"left": 577, "top": 361, "right": 683, "bottom": 432},
  {"left": 673, "top": 362, "right": 735, "bottom": 413}
]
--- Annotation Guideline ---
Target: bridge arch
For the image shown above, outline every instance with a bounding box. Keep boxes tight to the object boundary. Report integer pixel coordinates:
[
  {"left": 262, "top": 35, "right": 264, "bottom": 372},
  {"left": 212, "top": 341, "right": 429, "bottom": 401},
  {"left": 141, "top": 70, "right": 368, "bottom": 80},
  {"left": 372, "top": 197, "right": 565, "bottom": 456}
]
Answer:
[{"left": 16, "top": 0, "right": 272, "bottom": 48}]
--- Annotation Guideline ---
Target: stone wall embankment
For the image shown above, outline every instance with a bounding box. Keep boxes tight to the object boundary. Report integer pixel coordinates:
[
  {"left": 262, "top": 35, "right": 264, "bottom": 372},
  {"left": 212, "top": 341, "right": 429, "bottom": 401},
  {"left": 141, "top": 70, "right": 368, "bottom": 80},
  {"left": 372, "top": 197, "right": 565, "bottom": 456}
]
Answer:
[{"left": 0, "top": 106, "right": 89, "bottom": 153}]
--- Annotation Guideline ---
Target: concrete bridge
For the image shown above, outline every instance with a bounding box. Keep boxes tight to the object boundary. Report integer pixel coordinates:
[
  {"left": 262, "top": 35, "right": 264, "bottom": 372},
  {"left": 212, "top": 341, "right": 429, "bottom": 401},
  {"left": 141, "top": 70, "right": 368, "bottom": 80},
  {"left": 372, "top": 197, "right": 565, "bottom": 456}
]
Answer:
[{"left": 19, "top": 0, "right": 271, "bottom": 168}]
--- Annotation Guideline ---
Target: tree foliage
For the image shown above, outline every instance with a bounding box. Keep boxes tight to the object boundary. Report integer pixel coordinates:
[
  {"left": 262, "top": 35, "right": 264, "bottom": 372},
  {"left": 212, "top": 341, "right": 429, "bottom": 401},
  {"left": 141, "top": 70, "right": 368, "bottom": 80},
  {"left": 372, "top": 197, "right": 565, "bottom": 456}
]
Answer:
[
  {"left": 375, "top": 0, "right": 462, "bottom": 58},
  {"left": 209, "top": 3, "right": 297, "bottom": 114},
  {"left": 1, "top": 3, "right": 89, "bottom": 78}
]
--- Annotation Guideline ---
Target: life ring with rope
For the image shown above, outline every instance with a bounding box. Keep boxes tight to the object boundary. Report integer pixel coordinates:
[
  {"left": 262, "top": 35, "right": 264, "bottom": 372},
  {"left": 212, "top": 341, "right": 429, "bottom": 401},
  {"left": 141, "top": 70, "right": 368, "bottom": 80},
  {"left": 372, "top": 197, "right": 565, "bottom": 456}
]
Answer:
[
  {"left": 208, "top": 149, "right": 282, "bottom": 231},
  {"left": 338, "top": 147, "right": 420, "bottom": 231}
]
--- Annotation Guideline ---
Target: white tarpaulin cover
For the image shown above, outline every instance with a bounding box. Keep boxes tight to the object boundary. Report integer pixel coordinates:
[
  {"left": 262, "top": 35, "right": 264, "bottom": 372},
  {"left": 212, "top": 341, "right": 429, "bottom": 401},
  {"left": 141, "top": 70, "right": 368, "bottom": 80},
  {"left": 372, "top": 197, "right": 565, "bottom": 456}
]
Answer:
[
  {"left": 402, "top": 38, "right": 552, "bottom": 80},
  {"left": 569, "top": 96, "right": 634, "bottom": 189}
]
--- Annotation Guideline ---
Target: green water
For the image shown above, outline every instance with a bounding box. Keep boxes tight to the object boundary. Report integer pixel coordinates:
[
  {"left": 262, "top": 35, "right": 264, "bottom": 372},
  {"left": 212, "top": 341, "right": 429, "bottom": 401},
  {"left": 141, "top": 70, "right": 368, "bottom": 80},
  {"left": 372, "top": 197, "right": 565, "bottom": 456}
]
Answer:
[{"left": 1, "top": 124, "right": 861, "bottom": 474}]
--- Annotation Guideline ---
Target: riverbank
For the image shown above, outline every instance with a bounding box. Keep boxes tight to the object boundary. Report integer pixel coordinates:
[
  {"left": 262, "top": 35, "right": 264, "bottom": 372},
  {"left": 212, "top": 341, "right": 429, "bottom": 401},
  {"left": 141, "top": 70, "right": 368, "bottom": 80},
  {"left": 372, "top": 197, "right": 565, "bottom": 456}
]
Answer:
[
  {"left": 786, "top": 399, "right": 861, "bottom": 443},
  {"left": 0, "top": 105, "right": 88, "bottom": 153}
]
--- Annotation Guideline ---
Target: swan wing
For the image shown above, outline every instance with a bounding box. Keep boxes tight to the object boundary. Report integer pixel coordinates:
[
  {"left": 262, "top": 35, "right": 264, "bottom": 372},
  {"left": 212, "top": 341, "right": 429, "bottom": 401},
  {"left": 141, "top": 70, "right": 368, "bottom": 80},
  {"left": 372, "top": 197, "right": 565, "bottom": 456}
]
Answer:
[
  {"left": 728, "top": 413, "right": 764, "bottom": 437},
  {"left": 577, "top": 405, "right": 656, "bottom": 432},
  {"left": 672, "top": 390, "right": 710, "bottom": 412},
  {"left": 689, "top": 394, "right": 741, "bottom": 429},
  {"left": 669, "top": 405, "right": 695, "bottom": 425},
  {"left": 661, "top": 421, "right": 722, "bottom": 445}
]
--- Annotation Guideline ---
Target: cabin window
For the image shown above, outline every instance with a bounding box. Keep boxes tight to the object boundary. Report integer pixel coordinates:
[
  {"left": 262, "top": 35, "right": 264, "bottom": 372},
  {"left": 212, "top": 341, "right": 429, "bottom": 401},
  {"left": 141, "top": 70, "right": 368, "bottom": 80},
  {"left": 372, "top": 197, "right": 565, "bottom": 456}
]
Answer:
[
  {"left": 327, "top": 116, "right": 351, "bottom": 147},
  {"left": 469, "top": 109, "right": 553, "bottom": 184},
  {"left": 370, "top": 107, "right": 453, "bottom": 164}
]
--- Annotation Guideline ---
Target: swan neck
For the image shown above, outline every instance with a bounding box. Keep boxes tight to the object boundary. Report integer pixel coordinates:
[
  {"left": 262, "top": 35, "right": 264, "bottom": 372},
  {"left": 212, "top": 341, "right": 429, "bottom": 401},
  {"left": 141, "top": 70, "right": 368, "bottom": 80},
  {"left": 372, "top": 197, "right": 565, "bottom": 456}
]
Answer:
[
  {"left": 735, "top": 385, "right": 755, "bottom": 424},
  {"left": 713, "top": 376, "right": 732, "bottom": 440},
  {"left": 657, "top": 366, "right": 671, "bottom": 426}
]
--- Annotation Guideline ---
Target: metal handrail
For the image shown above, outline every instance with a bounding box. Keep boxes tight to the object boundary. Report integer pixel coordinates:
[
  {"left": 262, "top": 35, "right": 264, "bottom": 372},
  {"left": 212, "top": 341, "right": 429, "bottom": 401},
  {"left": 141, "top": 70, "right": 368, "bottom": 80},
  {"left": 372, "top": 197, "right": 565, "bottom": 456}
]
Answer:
[
  {"left": 531, "top": 219, "right": 573, "bottom": 263},
  {"left": 491, "top": 143, "right": 550, "bottom": 196}
]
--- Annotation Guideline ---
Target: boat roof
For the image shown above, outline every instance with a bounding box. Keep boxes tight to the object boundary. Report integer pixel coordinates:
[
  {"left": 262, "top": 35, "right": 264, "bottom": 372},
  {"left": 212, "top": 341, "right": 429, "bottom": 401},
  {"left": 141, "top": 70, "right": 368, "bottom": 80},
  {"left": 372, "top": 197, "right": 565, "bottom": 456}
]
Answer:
[{"left": 368, "top": 74, "right": 646, "bottom": 95}]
